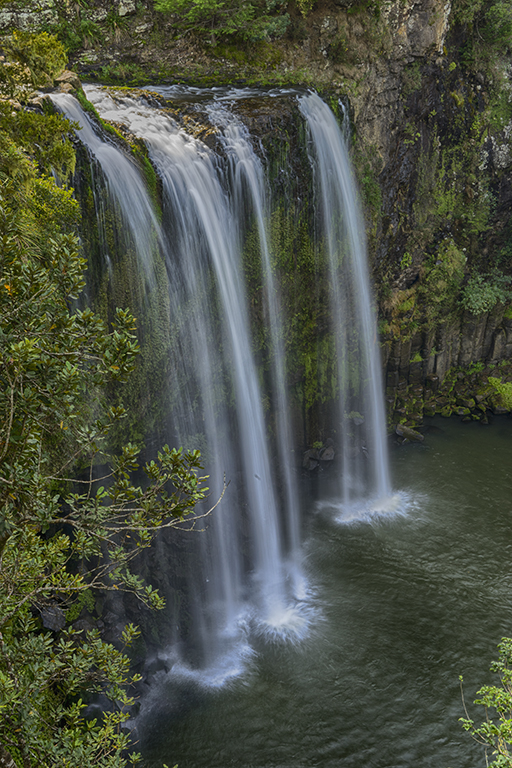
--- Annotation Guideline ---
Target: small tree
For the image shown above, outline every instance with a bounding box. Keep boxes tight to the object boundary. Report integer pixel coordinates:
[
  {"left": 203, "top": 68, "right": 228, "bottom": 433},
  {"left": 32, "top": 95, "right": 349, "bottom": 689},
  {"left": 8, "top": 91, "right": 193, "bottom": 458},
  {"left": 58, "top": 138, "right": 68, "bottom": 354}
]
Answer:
[
  {"left": 153, "top": 0, "right": 290, "bottom": 44},
  {"left": 460, "top": 638, "right": 512, "bottom": 767}
]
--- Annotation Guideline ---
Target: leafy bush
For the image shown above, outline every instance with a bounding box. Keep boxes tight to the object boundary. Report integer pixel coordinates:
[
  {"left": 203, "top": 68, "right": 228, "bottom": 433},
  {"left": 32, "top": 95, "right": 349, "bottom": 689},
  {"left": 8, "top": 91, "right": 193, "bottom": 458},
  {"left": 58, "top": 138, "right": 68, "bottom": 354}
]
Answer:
[
  {"left": 461, "top": 637, "right": 512, "bottom": 766},
  {"left": 488, "top": 376, "right": 512, "bottom": 408},
  {"left": 0, "top": 31, "right": 67, "bottom": 102},
  {"left": 296, "top": 0, "right": 314, "bottom": 16},
  {"left": 481, "top": 1, "right": 512, "bottom": 51},
  {"left": 460, "top": 271, "right": 512, "bottom": 314},
  {"left": 3, "top": 30, "right": 66, "bottom": 86},
  {"left": 420, "top": 239, "right": 466, "bottom": 319},
  {"left": 154, "top": 0, "right": 290, "bottom": 42},
  {"left": 454, "top": 0, "right": 512, "bottom": 72}
]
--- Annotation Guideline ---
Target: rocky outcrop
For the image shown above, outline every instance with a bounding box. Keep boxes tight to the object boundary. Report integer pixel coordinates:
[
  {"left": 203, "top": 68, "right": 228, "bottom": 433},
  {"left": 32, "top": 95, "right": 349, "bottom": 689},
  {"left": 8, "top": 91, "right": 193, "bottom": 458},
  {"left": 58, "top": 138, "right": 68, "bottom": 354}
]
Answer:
[
  {"left": 0, "top": 1, "right": 58, "bottom": 31},
  {"left": 333, "top": 0, "right": 452, "bottom": 164}
]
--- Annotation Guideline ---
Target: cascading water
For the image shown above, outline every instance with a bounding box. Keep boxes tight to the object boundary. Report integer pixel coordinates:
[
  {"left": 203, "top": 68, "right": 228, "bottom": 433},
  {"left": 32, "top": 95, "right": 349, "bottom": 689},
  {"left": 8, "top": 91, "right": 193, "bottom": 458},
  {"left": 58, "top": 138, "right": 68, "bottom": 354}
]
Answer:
[
  {"left": 299, "top": 92, "right": 392, "bottom": 510},
  {"left": 51, "top": 92, "right": 160, "bottom": 289},
  {"left": 204, "top": 102, "right": 303, "bottom": 589},
  {"left": 79, "top": 86, "right": 310, "bottom": 665},
  {"left": 55, "top": 83, "right": 392, "bottom": 683}
]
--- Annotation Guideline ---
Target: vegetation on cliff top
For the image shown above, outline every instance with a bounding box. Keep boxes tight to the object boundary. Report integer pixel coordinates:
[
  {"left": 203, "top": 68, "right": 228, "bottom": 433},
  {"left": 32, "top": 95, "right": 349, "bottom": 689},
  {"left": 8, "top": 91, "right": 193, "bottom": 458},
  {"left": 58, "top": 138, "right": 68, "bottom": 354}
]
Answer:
[{"left": 153, "top": 0, "right": 292, "bottom": 44}]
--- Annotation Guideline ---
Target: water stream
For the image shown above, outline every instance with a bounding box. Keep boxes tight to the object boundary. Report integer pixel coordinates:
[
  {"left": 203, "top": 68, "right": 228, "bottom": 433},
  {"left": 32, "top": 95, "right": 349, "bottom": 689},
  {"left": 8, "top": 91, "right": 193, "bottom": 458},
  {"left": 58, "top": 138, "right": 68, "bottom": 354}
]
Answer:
[
  {"left": 51, "top": 91, "right": 160, "bottom": 288},
  {"left": 300, "top": 93, "right": 391, "bottom": 507},
  {"left": 206, "top": 101, "right": 303, "bottom": 588}
]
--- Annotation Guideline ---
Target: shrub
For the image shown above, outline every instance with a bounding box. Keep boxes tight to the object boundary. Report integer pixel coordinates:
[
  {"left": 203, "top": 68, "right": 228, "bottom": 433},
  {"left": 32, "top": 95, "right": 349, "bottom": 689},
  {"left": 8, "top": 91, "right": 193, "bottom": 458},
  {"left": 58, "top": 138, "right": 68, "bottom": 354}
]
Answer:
[
  {"left": 461, "top": 637, "right": 512, "bottom": 766},
  {"left": 488, "top": 376, "right": 512, "bottom": 408},
  {"left": 460, "top": 271, "right": 512, "bottom": 315}
]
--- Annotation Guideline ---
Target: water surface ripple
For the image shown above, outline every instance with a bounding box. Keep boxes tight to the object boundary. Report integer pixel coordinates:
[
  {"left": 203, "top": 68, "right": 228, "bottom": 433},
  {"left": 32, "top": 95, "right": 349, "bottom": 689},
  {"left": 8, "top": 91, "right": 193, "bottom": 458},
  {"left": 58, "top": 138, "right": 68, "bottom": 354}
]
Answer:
[{"left": 138, "top": 417, "right": 512, "bottom": 768}]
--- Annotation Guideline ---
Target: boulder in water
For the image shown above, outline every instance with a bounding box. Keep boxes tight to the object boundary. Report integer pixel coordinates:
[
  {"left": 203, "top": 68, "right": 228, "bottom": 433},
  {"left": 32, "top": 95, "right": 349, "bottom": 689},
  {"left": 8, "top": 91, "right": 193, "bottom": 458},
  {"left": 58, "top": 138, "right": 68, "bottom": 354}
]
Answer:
[
  {"left": 395, "top": 424, "right": 424, "bottom": 442},
  {"left": 319, "top": 445, "right": 335, "bottom": 461},
  {"left": 302, "top": 448, "right": 319, "bottom": 470}
]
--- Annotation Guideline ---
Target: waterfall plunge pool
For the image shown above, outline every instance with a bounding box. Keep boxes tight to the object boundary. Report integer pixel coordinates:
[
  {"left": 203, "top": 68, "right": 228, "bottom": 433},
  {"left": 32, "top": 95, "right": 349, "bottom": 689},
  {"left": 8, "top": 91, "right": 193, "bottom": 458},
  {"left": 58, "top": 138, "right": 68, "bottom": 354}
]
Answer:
[{"left": 136, "top": 416, "right": 512, "bottom": 768}]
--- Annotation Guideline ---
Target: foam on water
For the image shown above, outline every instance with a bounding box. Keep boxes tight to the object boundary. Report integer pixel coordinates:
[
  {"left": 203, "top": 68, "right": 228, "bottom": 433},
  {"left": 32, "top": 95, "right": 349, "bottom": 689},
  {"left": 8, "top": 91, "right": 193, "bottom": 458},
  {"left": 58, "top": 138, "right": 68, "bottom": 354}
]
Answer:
[
  {"left": 249, "top": 573, "right": 319, "bottom": 644},
  {"left": 164, "top": 645, "right": 256, "bottom": 690},
  {"left": 256, "top": 603, "right": 315, "bottom": 643},
  {"left": 316, "top": 490, "right": 416, "bottom": 525}
]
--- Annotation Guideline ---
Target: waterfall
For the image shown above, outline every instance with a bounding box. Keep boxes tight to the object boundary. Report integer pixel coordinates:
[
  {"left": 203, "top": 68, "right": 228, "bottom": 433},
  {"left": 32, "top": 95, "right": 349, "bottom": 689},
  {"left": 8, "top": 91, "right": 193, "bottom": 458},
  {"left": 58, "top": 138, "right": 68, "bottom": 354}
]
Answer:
[
  {"left": 51, "top": 92, "right": 160, "bottom": 289},
  {"left": 205, "top": 102, "right": 303, "bottom": 588},
  {"left": 299, "top": 92, "right": 392, "bottom": 507},
  {"left": 78, "top": 86, "right": 310, "bottom": 665},
  {"left": 55, "top": 84, "right": 391, "bottom": 680}
]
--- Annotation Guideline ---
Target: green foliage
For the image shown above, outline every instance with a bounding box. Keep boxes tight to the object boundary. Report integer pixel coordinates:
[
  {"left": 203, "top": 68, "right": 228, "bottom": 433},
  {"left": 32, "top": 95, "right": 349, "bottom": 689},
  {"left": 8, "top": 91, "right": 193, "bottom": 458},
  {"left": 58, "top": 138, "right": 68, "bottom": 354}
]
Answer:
[
  {"left": 0, "top": 31, "right": 66, "bottom": 99},
  {"left": 402, "top": 62, "right": 422, "bottom": 96},
  {"left": 0, "top": 103, "right": 76, "bottom": 180},
  {"left": 65, "top": 589, "right": 96, "bottom": 623},
  {"left": 296, "top": 0, "right": 314, "bottom": 15},
  {"left": 488, "top": 376, "right": 512, "bottom": 409},
  {"left": 97, "top": 61, "right": 155, "bottom": 86},
  {"left": 4, "top": 29, "right": 67, "bottom": 82},
  {"left": 460, "top": 271, "right": 512, "bottom": 314},
  {"left": 433, "top": 142, "right": 492, "bottom": 237},
  {"left": 327, "top": 33, "right": 350, "bottom": 64},
  {"left": 105, "top": 9, "right": 129, "bottom": 34},
  {"left": 454, "top": 0, "right": 512, "bottom": 73},
  {"left": 481, "top": 2, "right": 512, "bottom": 52},
  {"left": 452, "top": 0, "right": 484, "bottom": 24},
  {"left": 403, "top": 122, "right": 421, "bottom": 146},
  {"left": 420, "top": 239, "right": 466, "bottom": 320},
  {"left": 0, "top": 32, "right": 213, "bottom": 768},
  {"left": 400, "top": 251, "right": 412, "bottom": 270},
  {"left": 353, "top": 141, "right": 382, "bottom": 240},
  {"left": 154, "top": 0, "right": 290, "bottom": 42},
  {"left": 460, "top": 637, "right": 512, "bottom": 766}
]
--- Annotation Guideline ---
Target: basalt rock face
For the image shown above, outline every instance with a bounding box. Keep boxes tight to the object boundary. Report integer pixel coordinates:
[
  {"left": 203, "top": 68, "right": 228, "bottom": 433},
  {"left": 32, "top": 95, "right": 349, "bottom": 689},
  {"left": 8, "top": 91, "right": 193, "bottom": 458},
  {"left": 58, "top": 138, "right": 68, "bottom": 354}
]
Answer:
[{"left": 336, "top": 0, "right": 452, "bottom": 165}]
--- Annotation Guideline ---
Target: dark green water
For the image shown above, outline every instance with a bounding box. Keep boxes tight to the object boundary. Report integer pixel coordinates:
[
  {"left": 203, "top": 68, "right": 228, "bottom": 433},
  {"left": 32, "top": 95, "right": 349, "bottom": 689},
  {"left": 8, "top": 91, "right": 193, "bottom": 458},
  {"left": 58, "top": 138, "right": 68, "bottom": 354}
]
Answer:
[{"left": 139, "top": 417, "right": 512, "bottom": 768}]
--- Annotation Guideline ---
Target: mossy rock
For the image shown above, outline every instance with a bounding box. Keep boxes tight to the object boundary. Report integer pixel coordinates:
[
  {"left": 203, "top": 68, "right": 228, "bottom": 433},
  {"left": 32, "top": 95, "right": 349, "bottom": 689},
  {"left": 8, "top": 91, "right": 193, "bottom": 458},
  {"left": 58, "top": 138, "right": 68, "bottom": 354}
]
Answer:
[{"left": 456, "top": 397, "right": 475, "bottom": 409}]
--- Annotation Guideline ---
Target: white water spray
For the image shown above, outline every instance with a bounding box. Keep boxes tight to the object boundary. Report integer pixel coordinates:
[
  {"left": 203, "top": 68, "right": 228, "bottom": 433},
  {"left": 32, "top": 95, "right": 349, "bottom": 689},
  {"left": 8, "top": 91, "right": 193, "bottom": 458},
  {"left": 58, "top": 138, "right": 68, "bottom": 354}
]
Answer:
[
  {"left": 299, "top": 92, "right": 392, "bottom": 506},
  {"left": 51, "top": 92, "right": 160, "bottom": 288}
]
